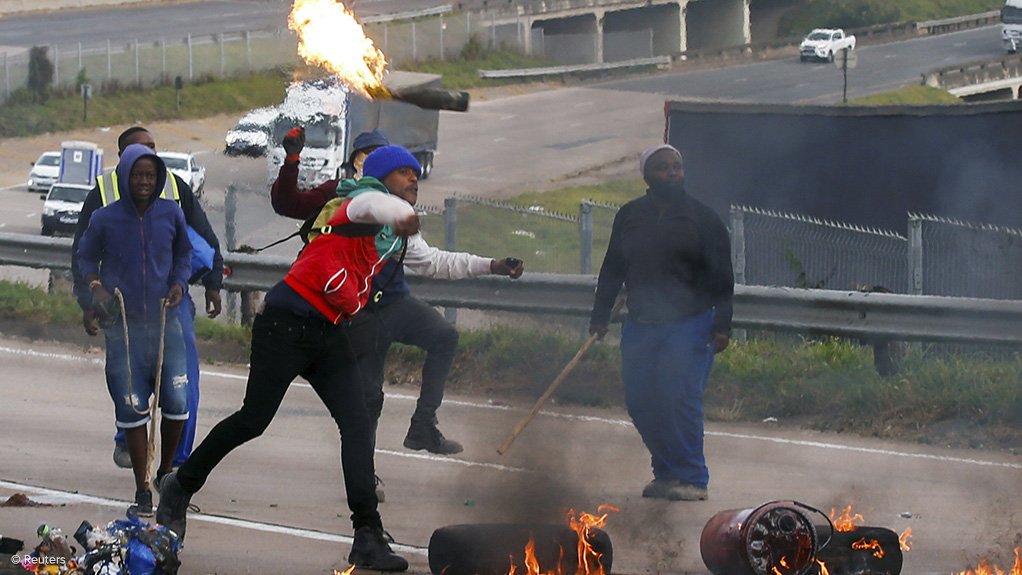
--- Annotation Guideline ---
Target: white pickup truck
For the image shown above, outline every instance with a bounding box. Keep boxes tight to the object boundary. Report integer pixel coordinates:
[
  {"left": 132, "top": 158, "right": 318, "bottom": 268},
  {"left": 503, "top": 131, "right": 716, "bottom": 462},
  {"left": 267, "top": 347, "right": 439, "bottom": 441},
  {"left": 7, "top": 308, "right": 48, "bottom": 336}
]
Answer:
[{"left": 799, "top": 28, "right": 856, "bottom": 62}]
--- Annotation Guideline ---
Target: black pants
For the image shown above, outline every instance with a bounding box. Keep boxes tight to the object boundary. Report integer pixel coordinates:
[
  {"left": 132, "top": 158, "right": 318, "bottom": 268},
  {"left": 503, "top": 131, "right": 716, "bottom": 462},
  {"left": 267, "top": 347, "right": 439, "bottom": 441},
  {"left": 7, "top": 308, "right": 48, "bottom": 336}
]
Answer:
[
  {"left": 346, "top": 296, "right": 458, "bottom": 426},
  {"left": 176, "top": 305, "right": 380, "bottom": 530}
]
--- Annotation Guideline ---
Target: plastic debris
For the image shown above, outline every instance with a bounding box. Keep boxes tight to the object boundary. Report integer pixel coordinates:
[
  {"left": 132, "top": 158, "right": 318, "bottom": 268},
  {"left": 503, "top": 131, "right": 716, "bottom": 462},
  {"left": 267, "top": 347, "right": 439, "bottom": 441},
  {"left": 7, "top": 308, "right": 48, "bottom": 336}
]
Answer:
[{"left": 17, "top": 513, "right": 180, "bottom": 575}]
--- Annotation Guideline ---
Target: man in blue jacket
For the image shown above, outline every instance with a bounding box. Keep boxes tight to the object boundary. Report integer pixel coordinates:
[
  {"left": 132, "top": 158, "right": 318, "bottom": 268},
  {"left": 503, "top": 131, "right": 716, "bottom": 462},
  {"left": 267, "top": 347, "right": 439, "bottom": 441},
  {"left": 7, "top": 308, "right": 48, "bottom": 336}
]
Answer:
[
  {"left": 76, "top": 144, "right": 193, "bottom": 516},
  {"left": 72, "top": 126, "right": 223, "bottom": 472}
]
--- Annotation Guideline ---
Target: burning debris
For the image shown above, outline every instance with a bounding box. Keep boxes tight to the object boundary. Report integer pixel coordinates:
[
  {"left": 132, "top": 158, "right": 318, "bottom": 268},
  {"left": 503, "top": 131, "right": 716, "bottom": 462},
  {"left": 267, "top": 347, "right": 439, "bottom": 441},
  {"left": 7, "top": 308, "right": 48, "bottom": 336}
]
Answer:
[
  {"left": 700, "top": 501, "right": 919, "bottom": 575},
  {"left": 428, "top": 506, "right": 617, "bottom": 575},
  {"left": 700, "top": 500, "right": 833, "bottom": 575},
  {"left": 956, "top": 546, "right": 1022, "bottom": 575}
]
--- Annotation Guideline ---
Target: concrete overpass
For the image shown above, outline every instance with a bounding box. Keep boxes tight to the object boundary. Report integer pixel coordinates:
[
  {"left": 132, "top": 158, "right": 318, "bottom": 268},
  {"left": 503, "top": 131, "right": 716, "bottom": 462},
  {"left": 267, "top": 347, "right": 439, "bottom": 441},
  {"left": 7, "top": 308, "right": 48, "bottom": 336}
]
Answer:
[
  {"left": 455, "top": 0, "right": 750, "bottom": 63},
  {"left": 923, "top": 54, "right": 1022, "bottom": 102}
]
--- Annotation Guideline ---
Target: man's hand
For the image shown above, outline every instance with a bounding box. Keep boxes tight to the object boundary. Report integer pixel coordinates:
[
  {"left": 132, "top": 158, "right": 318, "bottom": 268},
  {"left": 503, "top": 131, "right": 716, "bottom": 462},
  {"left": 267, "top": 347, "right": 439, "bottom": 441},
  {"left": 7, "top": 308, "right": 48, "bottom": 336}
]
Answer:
[
  {"left": 282, "top": 126, "right": 305, "bottom": 157},
  {"left": 166, "top": 284, "right": 184, "bottom": 307},
  {"left": 712, "top": 332, "right": 730, "bottom": 354},
  {"left": 205, "top": 288, "right": 222, "bottom": 319},
  {"left": 82, "top": 309, "right": 99, "bottom": 336},
  {"left": 490, "top": 257, "right": 525, "bottom": 279},
  {"left": 91, "top": 285, "right": 114, "bottom": 324},
  {"left": 589, "top": 323, "right": 608, "bottom": 341},
  {"left": 392, "top": 214, "right": 420, "bottom": 237}
]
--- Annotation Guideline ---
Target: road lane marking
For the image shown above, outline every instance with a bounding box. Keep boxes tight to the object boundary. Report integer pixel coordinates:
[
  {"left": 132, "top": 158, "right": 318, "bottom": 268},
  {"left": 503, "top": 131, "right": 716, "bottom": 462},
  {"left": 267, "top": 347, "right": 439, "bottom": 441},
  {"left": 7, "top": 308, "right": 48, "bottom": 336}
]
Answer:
[
  {"left": 4, "top": 345, "right": 1020, "bottom": 471},
  {"left": 375, "top": 448, "right": 532, "bottom": 473},
  {"left": 0, "top": 479, "right": 427, "bottom": 555}
]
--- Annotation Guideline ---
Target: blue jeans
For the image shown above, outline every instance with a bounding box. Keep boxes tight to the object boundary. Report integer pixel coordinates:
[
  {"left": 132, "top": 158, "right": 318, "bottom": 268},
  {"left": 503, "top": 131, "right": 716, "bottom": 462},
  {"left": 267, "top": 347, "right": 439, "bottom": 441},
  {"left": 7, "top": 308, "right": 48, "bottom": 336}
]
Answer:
[
  {"left": 115, "top": 296, "right": 199, "bottom": 465},
  {"left": 620, "top": 309, "right": 716, "bottom": 488},
  {"left": 104, "top": 312, "right": 189, "bottom": 428}
]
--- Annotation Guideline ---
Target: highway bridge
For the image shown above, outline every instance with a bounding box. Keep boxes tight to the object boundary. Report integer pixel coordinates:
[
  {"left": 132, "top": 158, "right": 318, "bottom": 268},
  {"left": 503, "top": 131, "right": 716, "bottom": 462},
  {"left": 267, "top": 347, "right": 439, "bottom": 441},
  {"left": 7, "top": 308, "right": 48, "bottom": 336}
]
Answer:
[{"left": 455, "top": 0, "right": 749, "bottom": 62}]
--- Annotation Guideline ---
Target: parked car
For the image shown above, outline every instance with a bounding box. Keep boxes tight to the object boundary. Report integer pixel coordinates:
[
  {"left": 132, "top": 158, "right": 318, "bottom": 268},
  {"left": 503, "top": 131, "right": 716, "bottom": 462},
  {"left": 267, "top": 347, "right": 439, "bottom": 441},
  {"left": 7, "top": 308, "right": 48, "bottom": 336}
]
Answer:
[
  {"left": 40, "top": 183, "right": 91, "bottom": 236},
  {"left": 159, "top": 151, "right": 206, "bottom": 196},
  {"left": 27, "top": 151, "right": 61, "bottom": 192},
  {"left": 799, "top": 28, "right": 856, "bottom": 62},
  {"left": 224, "top": 107, "right": 277, "bottom": 158}
]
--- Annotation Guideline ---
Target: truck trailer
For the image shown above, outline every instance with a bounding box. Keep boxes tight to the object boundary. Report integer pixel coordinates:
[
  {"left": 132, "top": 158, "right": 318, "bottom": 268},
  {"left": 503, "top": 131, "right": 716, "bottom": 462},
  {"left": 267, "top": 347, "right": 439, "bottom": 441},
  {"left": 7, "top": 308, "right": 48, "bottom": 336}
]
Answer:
[{"left": 266, "top": 71, "right": 442, "bottom": 189}]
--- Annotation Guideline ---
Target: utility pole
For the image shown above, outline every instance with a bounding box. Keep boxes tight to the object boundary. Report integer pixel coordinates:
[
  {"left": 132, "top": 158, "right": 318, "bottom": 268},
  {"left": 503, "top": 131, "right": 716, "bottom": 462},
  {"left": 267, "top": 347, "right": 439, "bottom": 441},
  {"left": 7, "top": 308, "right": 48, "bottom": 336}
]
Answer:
[{"left": 834, "top": 48, "right": 857, "bottom": 104}]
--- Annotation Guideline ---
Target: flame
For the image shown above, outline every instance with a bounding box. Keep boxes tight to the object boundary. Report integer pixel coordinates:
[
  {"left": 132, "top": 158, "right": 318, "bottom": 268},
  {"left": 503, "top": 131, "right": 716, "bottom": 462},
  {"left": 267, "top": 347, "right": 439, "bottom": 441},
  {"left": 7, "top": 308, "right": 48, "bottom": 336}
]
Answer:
[
  {"left": 829, "top": 505, "right": 864, "bottom": 532},
  {"left": 815, "top": 560, "right": 831, "bottom": 575},
  {"left": 852, "top": 537, "right": 885, "bottom": 559},
  {"left": 899, "top": 528, "right": 913, "bottom": 552},
  {"left": 333, "top": 566, "right": 356, "bottom": 575},
  {"left": 505, "top": 506, "right": 618, "bottom": 575},
  {"left": 956, "top": 546, "right": 1022, "bottom": 575},
  {"left": 288, "top": 0, "right": 388, "bottom": 98}
]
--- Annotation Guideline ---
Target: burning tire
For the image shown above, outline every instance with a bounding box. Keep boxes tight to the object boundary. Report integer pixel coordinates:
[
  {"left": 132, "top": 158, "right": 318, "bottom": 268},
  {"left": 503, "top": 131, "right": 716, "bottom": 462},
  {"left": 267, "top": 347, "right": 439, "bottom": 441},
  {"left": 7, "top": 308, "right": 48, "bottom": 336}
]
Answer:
[{"left": 428, "top": 523, "right": 613, "bottom": 575}]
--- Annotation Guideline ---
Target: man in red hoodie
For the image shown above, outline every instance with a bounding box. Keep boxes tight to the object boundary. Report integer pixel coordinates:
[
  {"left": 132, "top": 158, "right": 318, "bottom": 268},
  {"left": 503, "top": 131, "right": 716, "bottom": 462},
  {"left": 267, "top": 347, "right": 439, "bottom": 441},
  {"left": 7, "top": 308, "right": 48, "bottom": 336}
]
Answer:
[{"left": 156, "top": 147, "right": 424, "bottom": 572}]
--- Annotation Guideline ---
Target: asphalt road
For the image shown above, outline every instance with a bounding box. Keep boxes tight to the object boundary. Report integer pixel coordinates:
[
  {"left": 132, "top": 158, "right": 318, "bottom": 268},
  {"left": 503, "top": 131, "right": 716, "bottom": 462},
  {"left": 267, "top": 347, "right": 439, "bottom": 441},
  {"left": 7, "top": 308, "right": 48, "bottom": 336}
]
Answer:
[
  {"left": 0, "top": 0, "right": 448, "bottom": 56},
  {"left": 1, "top": 336, "right": 1020, "bottom": 574}
]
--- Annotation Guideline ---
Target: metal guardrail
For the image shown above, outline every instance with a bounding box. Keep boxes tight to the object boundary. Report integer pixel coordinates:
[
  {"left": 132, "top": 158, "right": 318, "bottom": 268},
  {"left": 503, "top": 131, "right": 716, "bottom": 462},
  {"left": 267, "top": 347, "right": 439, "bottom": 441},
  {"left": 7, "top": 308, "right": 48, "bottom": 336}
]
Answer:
[
  {"left": 922, "top": 54, "right": 1022, "bottom": 90},
  {"left": 362, "top": 4, "right": 454, "bottom": 24},
  {"left": 2, "top": 232, "right": 1020, "bottom": 345},
  {"left": 478, "top": 56, "right": 671, "bottom": 79},
  {"left": 676, "top": 11, "right": 1001, "bottom": 64},
  {"left": 916, "top": 10, "right": 1001, "bottom": 34}
]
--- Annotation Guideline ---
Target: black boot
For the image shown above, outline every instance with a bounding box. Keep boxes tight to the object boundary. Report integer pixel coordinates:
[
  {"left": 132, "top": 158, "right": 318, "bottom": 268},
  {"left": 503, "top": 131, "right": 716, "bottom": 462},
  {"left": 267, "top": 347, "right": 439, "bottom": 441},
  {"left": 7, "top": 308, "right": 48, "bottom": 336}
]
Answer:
[
  {"left": 348, "top": 526, "right": 409, "bottom": 572},
  {"left": 155, "top": 471, "right": 192, "bottom": 541},
  {"left": 403, "top": 415, "right": 463, "bottom": 455}
]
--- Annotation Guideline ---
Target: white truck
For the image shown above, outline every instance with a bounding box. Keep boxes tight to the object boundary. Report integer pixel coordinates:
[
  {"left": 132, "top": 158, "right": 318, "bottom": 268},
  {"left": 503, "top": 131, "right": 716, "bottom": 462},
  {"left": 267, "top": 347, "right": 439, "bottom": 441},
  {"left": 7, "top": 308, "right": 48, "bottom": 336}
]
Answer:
[
  {"left": 799, "top": 28, "right": 856, "bottom": 63},
  {"left": 1002, "top": 0, "right": 1022, "bottom": 53},
  {"left": 266, "top": 71, "right": 441, "bottom": 189}
]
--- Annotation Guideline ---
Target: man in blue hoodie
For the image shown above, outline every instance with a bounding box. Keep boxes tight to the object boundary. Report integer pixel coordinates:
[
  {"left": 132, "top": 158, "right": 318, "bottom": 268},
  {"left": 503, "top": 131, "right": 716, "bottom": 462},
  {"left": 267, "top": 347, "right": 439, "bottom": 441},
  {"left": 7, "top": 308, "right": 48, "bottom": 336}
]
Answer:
[
  {"left": 72, "top": 126, "right": 223, "bottom": 473},
  {"left": 76, "top": 144, "right": 193, "bottom": 517}
]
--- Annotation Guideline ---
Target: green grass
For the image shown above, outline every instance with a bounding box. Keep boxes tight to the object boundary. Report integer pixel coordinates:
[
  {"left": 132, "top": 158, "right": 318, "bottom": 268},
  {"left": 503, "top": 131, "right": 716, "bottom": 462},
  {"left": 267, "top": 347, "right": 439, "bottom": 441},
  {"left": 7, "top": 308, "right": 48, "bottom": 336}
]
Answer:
[
  {"left": 778, "top": 0, "right": 1004, "bottom": 37},
  {"left": 401, "top": 48, "right": 556, "bottom": 89},
  {"left": 419, "top": 179, "right": 643, "bottom": 274},
  {"left": 0, "top": 69, "right": 291, "bottom": 138},
  {"left": 848, "top": 85, "right": 963, "bottom": 105}
]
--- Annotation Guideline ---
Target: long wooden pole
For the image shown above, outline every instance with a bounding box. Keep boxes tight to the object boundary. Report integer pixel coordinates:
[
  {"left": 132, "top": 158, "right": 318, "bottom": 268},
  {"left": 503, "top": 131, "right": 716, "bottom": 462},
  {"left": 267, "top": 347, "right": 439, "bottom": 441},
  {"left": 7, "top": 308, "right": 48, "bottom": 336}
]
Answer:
[{"left": 496, "top": 298, "right": 624, "bottom": 455}]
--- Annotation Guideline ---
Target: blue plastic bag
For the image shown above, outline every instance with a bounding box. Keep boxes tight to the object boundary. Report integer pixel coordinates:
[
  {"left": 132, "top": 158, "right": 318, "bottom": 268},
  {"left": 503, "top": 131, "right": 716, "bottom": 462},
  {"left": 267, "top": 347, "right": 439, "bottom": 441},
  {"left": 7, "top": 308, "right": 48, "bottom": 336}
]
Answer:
[{"left": 186, "top": 226, "right": 215, "bottom": 284}]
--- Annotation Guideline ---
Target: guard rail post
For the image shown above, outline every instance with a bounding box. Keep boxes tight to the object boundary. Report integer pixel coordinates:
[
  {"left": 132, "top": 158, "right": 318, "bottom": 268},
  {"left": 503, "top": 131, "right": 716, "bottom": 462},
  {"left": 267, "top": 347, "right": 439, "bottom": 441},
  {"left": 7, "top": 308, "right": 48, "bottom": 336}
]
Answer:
[
  {"left": 908, "top": 216, "right": 924, "bottom": 295},
  {"left": 729, "top": 207, "right": 747, "bottom": 343},
  {"left": 579, "top": 200, "right": 593, "bottom": 275},
  {"left": 444, "top": 197, "right": 458, "bottom": 324}
]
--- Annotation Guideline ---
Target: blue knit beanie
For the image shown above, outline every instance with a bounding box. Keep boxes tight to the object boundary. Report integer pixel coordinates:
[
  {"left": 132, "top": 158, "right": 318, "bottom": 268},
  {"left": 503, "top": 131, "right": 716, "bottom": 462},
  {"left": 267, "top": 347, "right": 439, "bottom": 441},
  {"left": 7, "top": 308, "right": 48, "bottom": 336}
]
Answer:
[{"left": 363, "top": 145, "right": 421, "bottom": 180}]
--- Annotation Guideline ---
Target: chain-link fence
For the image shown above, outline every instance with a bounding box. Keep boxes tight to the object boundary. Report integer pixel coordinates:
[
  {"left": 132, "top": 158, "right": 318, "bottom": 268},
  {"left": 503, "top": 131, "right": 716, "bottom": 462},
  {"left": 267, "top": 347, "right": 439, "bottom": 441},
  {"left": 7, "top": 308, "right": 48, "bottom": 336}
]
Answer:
[
  {"left": 1, "top": 11, "right": 660, "bottom": 102},
  {"left": 730, "top": 205, "right": 908, "bottom": 292},
  {"left": 909, "top": 213, "right": 1022, "bottom": 300},
  {"left": 2, "top": 29, "right": 298, "bottom": 101},
  {"left": 437, "top": 196, "right": 580, "bottom": 273},
  {"left": 0, "top": 11, "right": 534, "bottom": 103}
]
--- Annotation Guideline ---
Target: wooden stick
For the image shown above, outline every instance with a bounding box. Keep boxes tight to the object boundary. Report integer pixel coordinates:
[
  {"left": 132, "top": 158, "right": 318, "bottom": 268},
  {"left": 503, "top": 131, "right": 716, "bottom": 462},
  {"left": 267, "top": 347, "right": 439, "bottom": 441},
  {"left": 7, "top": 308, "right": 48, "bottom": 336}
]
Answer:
[
  {"left": 497, "top": 334, "right": 598, "bottom": 455},
  {"left": 496, "top": 298, "right": 624, "bottom": 455}
]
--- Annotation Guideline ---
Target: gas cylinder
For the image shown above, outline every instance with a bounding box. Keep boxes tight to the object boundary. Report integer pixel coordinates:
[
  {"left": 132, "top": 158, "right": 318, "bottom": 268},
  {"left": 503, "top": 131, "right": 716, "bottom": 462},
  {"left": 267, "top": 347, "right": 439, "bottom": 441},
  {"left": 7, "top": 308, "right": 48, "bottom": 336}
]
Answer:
[{"left": 700, "top": 500, "right": 833, "bottom": 575}]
